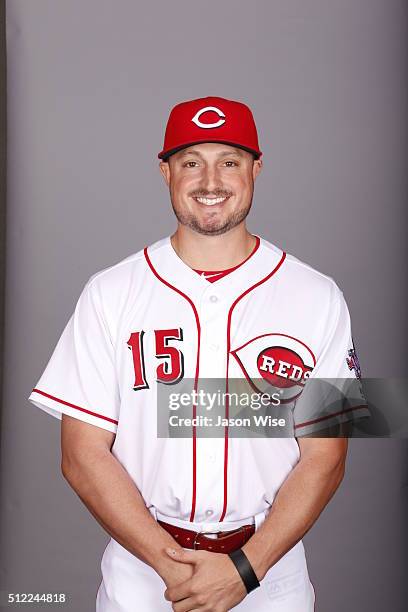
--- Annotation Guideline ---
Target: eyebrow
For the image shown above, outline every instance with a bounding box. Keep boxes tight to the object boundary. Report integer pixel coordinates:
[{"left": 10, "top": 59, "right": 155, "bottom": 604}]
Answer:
[{"left": 179, "top": 147, "right": 244, "bottom": 159}]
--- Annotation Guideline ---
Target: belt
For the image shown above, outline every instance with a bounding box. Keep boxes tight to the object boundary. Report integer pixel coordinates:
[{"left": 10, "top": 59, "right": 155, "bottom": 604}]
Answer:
[{"left": 158, "top": 520, "right": 255, "bottom": 554}]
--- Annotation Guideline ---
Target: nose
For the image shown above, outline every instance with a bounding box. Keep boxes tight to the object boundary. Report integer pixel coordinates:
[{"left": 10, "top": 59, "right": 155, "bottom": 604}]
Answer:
[{"left": 201, "top": 163, "right": 222, "bottom": 193}]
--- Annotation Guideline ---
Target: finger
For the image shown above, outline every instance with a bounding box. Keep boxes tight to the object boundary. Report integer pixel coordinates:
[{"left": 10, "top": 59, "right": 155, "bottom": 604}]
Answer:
[
  {"left": 172, "top": 596, "right": 203, "bottom": 612},
  {"left": 165, "top": 547, "right": 201, "bottom": 564},
  {"left": 165, "top": 578, "right": 193, "bottom": 602}
]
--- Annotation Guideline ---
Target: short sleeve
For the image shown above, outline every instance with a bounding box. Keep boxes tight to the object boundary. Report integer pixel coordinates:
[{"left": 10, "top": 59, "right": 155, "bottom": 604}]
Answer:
[
  {"left": 28, "top": 278, "right": 120, "bottom": 433},
  {"left": 293, "top": 287, "right": 370, "bottom": 436}
]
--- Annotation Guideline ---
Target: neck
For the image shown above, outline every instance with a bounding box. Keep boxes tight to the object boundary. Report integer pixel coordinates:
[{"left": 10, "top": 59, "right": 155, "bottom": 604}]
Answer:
[{"left": 170, "top": 223, "right": 257, "bottom": 270}]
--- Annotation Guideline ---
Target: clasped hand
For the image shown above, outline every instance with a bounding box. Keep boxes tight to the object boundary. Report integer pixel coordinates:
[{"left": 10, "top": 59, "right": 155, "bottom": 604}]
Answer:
[{"left": 163, "top": 547, "right": 248, "bottom": 612}]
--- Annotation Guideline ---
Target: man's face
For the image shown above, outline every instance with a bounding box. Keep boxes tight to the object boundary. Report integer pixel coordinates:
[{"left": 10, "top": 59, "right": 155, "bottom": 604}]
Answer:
[{"left": 159, "top": 143, "right": 262, "bottom": 236}]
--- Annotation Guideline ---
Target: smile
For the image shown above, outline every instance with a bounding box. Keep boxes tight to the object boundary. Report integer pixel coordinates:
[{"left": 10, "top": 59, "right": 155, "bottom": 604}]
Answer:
[{"left": 193, "top": 196, "right": 229, "bottom": 206}]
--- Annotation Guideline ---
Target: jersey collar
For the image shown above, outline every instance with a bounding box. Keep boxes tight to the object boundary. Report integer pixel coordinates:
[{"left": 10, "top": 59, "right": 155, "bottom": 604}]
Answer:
[{"left": 144, "top": 235, "right": 285, "bottom": 305}]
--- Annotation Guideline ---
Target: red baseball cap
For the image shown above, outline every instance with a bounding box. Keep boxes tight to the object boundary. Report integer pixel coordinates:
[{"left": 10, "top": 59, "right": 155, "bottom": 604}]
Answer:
[{"left": 158, "top": 96, "right": 262, "bottom": 160}]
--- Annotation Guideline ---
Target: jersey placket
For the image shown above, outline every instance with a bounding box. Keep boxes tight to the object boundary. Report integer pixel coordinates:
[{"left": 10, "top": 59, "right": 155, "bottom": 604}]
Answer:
[
  {"left": 143, "top": 236, "right": 287, "bottom": 524},
  {"left": 193, "top": 283, "right": 229, "bottom": 523}
]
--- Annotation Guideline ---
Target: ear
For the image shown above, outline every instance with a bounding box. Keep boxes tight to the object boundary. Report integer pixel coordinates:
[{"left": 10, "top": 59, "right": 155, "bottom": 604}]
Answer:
[
  {"left": 252, "top": 158, "right": 263, "bottom": 181},
  {"left": 159, "top": 160, "right": 171, "bottom": 186}
]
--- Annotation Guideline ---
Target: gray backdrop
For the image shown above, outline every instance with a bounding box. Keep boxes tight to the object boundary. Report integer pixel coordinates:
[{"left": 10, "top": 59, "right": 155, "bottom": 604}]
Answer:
[
  {"left": 0, "top": 1, "right": 5, "bottom": 471},
  {"left": 1, "top": 0, "right": 407, "bottom": 610}
]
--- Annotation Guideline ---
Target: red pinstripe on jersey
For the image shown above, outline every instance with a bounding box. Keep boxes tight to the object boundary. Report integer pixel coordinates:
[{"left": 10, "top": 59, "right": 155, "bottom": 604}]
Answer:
[
  {"left": 295, "top": 404, "right": 368, "bottom": 430},
  {"left": 219, "top": 251, "right": 287, "bottom": 522},
  {"left": 30, "top": 388, "right": 119, "bottom": 425},
  {"left": 144, "top": 246, "right": 202, "bottom": 522}
]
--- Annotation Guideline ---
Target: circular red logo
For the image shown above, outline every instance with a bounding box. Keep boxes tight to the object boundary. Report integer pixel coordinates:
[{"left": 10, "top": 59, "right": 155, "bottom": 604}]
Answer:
[
  {"left": 231, "top": 333, "right": 316, "bottom": 403},
  {"left": 257, "top": 346, "right": 313, "bottom": 389}
]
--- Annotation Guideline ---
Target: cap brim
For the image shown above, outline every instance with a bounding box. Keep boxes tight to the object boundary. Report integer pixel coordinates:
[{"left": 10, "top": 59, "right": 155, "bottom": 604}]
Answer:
[{"left": 158, "top": 139, "right": 262, "bottom": 160}]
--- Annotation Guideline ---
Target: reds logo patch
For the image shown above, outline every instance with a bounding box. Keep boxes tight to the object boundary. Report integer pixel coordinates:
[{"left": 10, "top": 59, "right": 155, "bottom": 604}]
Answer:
[{"left": 231, "top": 334, "right": 316, "bottom": 403}]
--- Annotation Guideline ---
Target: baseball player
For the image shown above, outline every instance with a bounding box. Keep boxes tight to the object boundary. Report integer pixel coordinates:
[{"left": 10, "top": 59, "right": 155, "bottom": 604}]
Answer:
[{"left": 28, "top": 96, "right": 369, "bottom": 611}]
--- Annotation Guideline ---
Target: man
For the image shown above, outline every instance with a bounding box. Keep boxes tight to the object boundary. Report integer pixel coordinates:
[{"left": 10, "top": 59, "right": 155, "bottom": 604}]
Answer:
[{"left": 28, "top": 96, "right": 369, "bottom": 611}]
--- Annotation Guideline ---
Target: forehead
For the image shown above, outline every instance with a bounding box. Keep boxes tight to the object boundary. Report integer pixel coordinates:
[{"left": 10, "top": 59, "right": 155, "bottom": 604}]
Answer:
[{"left": 174, "top": 142, "right": 248, "bottom": 160}]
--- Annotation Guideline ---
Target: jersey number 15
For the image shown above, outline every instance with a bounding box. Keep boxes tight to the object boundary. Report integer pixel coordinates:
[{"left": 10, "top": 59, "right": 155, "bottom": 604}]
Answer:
[{"left": 127, "top": 328, "right": 184, "bottom": 390}]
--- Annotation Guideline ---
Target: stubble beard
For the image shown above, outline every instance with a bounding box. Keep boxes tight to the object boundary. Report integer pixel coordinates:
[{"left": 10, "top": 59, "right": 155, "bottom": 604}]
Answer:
[{"left": 170, "top": 193, "right": 254, "bottom": 237}]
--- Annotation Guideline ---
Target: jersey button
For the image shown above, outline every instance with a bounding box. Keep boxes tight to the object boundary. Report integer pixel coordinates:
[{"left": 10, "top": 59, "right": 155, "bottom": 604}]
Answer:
[
  {"left": 210, "top": 343, "right": 219, "bottom": 351},
  {"left": 209, "top": 295, "right": 218, "bottom": 303},
  {"left": 205, "top": 509, "right": 214, "bottom": 517}
]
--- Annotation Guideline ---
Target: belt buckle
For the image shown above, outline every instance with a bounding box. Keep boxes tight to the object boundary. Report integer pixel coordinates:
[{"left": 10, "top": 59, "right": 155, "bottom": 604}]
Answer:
[{"left": 192, "top": 529, "right": 222, "bottom": 550}]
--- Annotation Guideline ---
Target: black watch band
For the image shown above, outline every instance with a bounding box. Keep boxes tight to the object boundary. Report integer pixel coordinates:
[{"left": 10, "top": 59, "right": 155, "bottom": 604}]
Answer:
[{"left": 228, "top": 548, "right": 260, "bottom": 594}]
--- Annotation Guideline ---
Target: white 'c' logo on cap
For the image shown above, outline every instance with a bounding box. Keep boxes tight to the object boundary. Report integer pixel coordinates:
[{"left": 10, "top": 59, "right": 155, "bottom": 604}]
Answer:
[{"left": 191, "top": 106, "right": 226, "bottom": 129}]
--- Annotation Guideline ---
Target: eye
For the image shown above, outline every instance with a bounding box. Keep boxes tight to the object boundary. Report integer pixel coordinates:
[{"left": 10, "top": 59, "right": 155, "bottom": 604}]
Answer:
[
  {"left": 224, "top": 160, "right": 238, "bottom": 167},
  {"left": 183, "top": 161, "right": 199, "bottom": 168}
]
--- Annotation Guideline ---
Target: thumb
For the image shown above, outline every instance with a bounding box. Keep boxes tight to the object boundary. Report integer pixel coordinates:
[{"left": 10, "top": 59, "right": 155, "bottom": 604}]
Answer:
[{"left": 165, "top": 547, "right": 199, "bottom": 564}]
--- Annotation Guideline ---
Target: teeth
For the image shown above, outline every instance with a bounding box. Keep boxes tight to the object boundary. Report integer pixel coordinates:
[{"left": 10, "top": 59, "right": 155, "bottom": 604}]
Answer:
[{"left": 195, "top": 197, "right": 227, "bottom": 206}]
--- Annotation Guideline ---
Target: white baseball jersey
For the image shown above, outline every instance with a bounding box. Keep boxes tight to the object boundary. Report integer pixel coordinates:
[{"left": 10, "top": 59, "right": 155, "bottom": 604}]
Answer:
[{"left": 28, "top": 234, "right": 369, "bottom": 611}]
